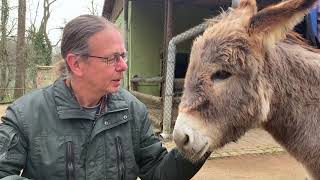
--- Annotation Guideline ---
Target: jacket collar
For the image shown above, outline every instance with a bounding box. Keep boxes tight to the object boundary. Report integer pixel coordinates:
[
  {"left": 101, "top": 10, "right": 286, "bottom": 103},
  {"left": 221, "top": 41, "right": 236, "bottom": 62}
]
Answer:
[{"left": 53, "top": 79, "right": 128, "bottom": 120}]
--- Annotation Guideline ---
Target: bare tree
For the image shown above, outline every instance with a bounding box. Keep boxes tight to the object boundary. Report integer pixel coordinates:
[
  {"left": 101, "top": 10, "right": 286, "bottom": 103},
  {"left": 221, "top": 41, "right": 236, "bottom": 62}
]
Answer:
[
  {"left": 38, "top": 0, "right": 57, "bottom": 65},
  {"left": 28, "top": 0, "right": 56, "bottom": 65},
  {"left": 0, "top": 0, "right": 10, "bottom": 100},
  {"left": 13, "top": 0, "right": 26, "bottom": 98},
  {"left": 88, "top": 0, "right": 99, "bottom": 15},
  {"left": 27, "top": 0, "right": 57, "bottom": 88}
]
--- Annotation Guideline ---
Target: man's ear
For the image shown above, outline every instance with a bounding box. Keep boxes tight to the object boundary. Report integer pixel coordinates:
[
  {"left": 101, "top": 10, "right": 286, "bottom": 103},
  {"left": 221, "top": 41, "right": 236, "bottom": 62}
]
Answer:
[{"left": 66, "top": 54, "right": 84, "bottom": 76}]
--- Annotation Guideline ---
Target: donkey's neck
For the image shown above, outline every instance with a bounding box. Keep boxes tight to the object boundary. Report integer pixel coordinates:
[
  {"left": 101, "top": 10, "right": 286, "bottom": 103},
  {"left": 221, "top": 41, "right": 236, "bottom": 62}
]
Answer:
[
  {"left": 266, "top": 42, "right": 320, "bottom": 123},
  {"left": 263, "top": 42, "right": 320, "bottom": 168}
]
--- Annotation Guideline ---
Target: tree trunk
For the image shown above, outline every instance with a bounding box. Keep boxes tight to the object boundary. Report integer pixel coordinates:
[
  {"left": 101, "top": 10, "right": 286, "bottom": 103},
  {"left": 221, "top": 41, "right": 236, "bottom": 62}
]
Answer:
[
  {"left": 0, "top": 0, "right": 9, "bottom": 101},
  {"left": 14, "top": 0, "right": 26, "bottom": 99},
  {"left": 40, "top": 0, "right": 55, "bottom": 65}
]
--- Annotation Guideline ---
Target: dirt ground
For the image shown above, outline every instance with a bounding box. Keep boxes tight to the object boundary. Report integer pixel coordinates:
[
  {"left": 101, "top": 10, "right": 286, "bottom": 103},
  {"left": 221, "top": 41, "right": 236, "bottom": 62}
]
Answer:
[
  {"left": 0, "top": 105, "right": 7, "bottom": 118},
  {"left": 192, "top": 153, "right": 310, "bottom": 180},
  {"left": 0, "top": 105, "right": 311, "bottom": 179}
]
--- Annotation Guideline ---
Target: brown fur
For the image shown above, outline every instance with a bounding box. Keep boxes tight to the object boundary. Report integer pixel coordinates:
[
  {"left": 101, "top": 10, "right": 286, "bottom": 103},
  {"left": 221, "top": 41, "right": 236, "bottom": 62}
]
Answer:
[{"left": 179, "top": 0, "right": 320, "bottom": 178}]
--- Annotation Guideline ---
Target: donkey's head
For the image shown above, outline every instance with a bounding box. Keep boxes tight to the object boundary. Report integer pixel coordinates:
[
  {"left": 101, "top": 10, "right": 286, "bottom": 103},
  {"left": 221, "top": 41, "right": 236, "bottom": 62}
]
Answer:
[{"left": 173, "top": 0, "right": 317, "bottom": 162}]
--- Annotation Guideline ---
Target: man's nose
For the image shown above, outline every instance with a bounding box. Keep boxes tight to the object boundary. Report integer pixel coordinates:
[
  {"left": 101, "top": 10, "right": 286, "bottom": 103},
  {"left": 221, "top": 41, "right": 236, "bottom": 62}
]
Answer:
[{"left": 115, "top": 57, "right": 128, "bottom": 72}]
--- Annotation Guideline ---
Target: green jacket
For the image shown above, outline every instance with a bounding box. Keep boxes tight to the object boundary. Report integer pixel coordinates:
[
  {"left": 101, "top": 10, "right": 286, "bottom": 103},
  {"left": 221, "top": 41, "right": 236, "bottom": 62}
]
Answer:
[{"left": 0, "top": 80, "right": 205, "bottom": 180}]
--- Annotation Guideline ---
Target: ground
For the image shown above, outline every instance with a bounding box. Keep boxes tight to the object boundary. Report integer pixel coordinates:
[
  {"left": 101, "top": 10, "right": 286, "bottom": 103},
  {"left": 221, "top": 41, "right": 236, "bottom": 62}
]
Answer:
[
  {"left": 192, "top": 153, "right": 309, "bottom": 180},
  {"left": 0, "top": 104, "right": 311, "bottom": 179},
  {"left": 163, "top": 129, "right": 310, "bottom": 180},
  {"left": 0, "top": 105, "right": 7, "bottom": 118}
]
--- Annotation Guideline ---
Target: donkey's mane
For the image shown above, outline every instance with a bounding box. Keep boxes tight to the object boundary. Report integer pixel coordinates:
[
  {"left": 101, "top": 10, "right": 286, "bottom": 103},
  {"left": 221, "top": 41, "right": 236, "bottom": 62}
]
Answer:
[
  {"left": 205, "top": 4, "right": 320, "bottom": 53},
  {"left": 284, "top": 31, "right": 320, "bottom": 53},
  {"left": 206, "top": 8, "right": 231, "bottom": 26},
  {"left": 206, "top": 8, "right": 320, "bottom": 54}
]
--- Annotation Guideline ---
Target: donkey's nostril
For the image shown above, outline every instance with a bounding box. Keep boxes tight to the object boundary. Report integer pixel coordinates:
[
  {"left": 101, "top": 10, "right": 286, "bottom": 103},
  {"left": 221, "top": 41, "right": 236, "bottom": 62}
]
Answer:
[
  {"left": 183, "top": 134, "right": 190, "bottom": 146},
  {"left": 173, "top": 128, "right": 191, "bottom": 149}
]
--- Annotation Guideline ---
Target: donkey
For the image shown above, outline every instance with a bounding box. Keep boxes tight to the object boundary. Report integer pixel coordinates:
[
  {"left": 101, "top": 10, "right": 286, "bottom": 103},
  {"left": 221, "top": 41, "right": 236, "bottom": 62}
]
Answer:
[{"left": 172, "top": 0, "right": 320, "bottom": 178}]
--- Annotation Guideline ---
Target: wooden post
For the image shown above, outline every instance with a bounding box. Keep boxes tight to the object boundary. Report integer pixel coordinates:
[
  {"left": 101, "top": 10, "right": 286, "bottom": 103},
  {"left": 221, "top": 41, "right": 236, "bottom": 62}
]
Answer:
[{"left": 123, "top": 0, "right": 130, "bottom": 90}]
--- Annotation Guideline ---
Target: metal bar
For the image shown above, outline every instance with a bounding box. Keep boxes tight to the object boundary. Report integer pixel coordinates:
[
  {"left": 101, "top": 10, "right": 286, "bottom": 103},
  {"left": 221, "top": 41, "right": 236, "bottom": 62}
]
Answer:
[
  {"left": 0, "top": 88, "right": 26, "bottom": 90},
  {"left": 123, "top": 0, "right": 130, "bottom": 90},
  {"left": 131, "top": 76, "right": 163, "bottom": 83},
  {"left": 160, "top": 0, "right": 174, "bottom": 140},
  {"left": 161, "top": 23, "right": 208, "bottom": 140}
]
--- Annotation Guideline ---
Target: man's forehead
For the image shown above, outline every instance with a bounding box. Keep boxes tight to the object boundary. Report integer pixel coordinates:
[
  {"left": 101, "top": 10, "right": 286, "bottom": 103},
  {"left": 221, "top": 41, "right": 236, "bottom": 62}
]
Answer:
[{"left": 88, "top": 30, "right": 125, "bottom": 54}]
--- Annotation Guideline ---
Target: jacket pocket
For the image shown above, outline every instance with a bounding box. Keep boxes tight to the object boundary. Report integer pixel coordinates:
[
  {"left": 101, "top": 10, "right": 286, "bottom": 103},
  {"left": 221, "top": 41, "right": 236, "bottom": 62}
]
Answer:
[
  {"left": 0, "top": 126, "right": 19, "bottom": 160},
  {"left": 66, "top": 141, "right": 75, "bottom": 180},
  {"left": 115, "top": 137, "right": 126, "bottom": 180},
  {"left": 31, "top": 135, "right": 82, "bottom": 180}
]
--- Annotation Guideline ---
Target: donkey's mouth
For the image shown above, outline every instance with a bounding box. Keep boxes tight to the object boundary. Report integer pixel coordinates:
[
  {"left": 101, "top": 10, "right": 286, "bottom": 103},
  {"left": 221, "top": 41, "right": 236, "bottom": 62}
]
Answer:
[
  {"left": 173, "top": 112, "right": 211, "bottom": 162},
  {"left": 189, "top": 136, "right": 211, "bottom": 161},
  {"left": 174, "top": 126, "right": 210, "bottom": 162}
]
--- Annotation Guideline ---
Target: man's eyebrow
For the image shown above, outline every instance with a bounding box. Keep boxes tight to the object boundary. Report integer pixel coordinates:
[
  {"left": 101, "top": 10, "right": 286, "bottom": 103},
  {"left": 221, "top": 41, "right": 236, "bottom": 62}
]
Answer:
[{"left": 105, "top": 51, "right": 126, "bottom": 56}]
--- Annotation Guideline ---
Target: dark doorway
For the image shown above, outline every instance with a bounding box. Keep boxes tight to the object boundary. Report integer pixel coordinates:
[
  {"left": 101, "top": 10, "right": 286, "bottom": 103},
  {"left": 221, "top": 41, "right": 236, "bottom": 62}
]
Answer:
[{"left": 174, "top": 53, "right": 190, "bottom": 78}]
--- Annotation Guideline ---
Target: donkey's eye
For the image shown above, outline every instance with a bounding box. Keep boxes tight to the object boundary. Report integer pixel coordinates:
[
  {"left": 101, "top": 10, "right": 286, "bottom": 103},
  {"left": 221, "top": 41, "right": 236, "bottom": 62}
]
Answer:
[{"left": 211, "top": 70, "right": 232, "bottom": 81}]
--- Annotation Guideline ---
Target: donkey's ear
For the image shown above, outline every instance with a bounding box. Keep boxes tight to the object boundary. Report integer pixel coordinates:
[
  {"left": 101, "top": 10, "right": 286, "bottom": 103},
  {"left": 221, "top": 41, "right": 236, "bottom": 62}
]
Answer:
[
  {"left": 238, "top": 0, "right": 257, "bottom": 12},
  {"left": 248, "top": 0, "right": 317, "bottom": 45},
  {"left": 236, "top": 0, "right": 258, "bottom": 16}
]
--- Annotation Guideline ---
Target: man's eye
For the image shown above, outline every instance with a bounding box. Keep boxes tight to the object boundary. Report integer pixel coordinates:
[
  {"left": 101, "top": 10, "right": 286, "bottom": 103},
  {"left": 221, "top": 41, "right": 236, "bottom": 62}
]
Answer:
[{"left": 106, "top": 57, "right": 116, "bottom": 62}]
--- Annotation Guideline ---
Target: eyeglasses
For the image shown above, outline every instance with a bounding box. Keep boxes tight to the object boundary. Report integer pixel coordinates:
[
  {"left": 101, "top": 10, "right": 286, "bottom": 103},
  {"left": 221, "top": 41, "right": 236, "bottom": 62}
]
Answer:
[{"left": 79, "top": 52, "right": 128, "bottom": 65}]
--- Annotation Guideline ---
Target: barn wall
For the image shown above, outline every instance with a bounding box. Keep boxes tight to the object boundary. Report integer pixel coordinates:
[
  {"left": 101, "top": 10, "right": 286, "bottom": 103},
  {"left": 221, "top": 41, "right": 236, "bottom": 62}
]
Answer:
[
  {"left": 129, "top": 0, "right": 164, "bottom": 96},
  {"left": 116, "top": 0, "right": 228, "bottom": 96},
  {"left": 174, "top": 4, "right": 220, "bottom": 53}
]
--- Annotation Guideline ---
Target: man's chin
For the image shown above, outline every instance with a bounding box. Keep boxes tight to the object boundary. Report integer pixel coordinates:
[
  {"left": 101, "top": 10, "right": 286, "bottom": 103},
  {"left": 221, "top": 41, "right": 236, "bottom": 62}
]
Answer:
[{"left": 106, "top": 87, "right": 121, "bottom": 94}]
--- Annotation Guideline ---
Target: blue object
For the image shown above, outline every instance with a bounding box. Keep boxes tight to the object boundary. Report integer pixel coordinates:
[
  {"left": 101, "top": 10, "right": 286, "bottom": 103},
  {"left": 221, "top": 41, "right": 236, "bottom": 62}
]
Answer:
[{"left": 309, "top": 7, "right": 318, "bottom": 39}]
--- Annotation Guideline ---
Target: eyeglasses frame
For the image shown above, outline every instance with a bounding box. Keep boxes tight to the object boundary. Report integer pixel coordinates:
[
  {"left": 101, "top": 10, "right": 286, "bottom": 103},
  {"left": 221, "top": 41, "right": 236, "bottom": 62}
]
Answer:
[{"left": 75, "top": 52, "right": 128, "bottom": 65}]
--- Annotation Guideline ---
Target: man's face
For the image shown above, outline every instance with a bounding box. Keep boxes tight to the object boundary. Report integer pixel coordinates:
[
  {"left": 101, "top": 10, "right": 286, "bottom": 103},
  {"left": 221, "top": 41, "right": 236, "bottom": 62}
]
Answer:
[{"left": 79, "top": 28, "right": 128, "bottom": 94}]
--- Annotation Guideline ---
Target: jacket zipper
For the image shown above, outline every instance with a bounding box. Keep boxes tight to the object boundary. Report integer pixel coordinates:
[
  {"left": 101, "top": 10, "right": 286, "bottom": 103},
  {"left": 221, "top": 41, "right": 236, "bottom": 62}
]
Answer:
[
  {"left": 115, "top": 137, "right": 126, "bottom": 180},
  {"left": 84, "top": 120, "right": 96, "bottom": 178},
  {"left": 66, "top": 141, "right": 75, "bottom": 180}
]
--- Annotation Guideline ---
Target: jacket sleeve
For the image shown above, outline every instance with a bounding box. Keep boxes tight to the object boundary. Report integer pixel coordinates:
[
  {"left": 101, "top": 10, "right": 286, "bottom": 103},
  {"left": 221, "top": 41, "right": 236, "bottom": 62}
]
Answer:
[
  {"left": 0, "top": 105, "right": 30, "bottom": 179},
  {"left": 137, "top": 111, "right": 208, "bottom": 180}
]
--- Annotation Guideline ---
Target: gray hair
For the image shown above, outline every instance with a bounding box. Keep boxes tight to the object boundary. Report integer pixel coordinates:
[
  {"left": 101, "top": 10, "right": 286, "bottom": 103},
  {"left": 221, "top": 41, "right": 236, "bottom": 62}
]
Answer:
[{"left": 60, "top": 15, "right": 117, "bottom": 73}]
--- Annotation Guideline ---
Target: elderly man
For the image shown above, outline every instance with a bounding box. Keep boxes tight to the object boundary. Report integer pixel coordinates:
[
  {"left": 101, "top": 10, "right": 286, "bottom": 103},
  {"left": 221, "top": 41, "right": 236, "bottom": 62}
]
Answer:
[{"left": 0, "top": 15, "right": 209, "bottom": 180}]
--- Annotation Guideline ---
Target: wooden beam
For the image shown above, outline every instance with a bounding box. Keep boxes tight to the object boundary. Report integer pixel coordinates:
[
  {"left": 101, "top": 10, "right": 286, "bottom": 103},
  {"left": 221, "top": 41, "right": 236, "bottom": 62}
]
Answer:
[
  {"left": 102, "top": 0, "right": 115, "bottom": 19},
  {"left": 130, "top": 90, "right": 162, "bottom": 106},
  {"left": 131, "top": 77, "right": 163, "bottom": 83}
]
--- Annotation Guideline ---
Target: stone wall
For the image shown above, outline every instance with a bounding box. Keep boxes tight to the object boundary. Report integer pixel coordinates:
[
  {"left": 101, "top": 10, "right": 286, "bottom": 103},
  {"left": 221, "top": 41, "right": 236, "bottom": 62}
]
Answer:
[{"left": 36, "top": 66, "right": 56, "bottom": 88}]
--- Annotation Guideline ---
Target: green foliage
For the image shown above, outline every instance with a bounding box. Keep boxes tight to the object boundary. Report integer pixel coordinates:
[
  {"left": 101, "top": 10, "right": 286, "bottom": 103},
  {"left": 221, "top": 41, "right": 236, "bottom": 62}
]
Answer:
[
  {"left": 1, "top": 92, "right": 14, "bottom": 103},
  {"left": 26, "top": 25, "right": 53, "bottom": 88},
  {"left": 29, "top": 29, "right": 52, "bottom": 66}
]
